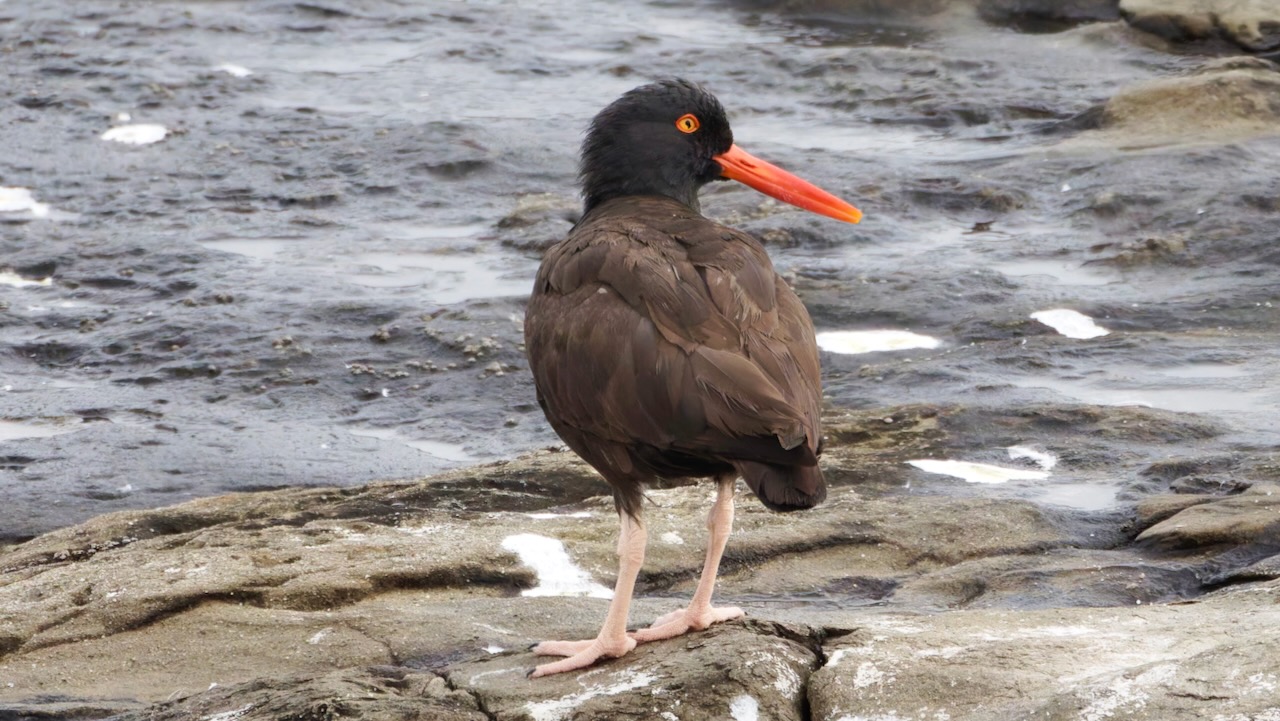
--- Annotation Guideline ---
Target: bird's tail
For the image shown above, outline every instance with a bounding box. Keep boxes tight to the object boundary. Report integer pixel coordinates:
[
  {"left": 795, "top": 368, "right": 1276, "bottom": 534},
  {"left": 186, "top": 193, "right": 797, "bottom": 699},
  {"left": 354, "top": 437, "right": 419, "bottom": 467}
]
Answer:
[{"left": 737, "top": 460, "right": 827, "bottom": 512}]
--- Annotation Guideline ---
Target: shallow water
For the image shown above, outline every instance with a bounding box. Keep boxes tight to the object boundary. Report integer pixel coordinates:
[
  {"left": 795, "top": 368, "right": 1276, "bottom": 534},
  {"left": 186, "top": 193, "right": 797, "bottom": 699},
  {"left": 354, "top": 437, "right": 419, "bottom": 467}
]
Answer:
[{"left": 1, "top": 0, "right": 1278, "bottom": 542}]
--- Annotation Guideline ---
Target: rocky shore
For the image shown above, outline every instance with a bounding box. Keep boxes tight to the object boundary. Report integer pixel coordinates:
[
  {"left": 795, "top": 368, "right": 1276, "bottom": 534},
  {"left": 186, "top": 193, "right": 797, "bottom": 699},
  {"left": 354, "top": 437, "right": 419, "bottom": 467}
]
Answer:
[{"left": 2, "top": 0, "right": 1279, "bottom": 718}]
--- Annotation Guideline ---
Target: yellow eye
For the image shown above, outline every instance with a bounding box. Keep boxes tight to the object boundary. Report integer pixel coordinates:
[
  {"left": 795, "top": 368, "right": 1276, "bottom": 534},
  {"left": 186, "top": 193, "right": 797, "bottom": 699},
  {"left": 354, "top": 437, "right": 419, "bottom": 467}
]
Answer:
[{"left": 675, "top": 114, "right": 700, "bottom": 134}]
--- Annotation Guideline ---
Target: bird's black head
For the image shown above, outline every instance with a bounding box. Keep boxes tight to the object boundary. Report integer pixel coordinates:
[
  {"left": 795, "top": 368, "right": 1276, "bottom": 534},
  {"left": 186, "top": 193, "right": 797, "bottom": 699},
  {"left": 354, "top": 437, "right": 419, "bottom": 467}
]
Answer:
[{"left": 579, "top": 79, "right": 734, "bottom": 215}]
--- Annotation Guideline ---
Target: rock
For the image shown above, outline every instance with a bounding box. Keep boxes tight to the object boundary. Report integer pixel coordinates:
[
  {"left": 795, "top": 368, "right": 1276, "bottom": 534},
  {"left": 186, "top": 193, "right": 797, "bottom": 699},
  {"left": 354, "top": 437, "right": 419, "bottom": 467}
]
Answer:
[
  {"left": 1093, "top": 57, "right": 1280, "bottom": 144},
  {"left": 2, "top": 407, "right": 1276, "bottom": 718},
  {"left": 495, "top": 192, "right": 580, "bottom": 252},
  {"left": 1120, "top": 0, "right": 1280, "bottom": 52},
  {"left": 108, "top": 667, "right": 488, "bottom": 721},
  {"left": 810, "top": 582, "right": 1280, "bottom": 721},
  {"left": 1136, "top": 482, "right": 1280, "bottom": 550},
  {"left": 978, "top": 0, "right": 1120, "bottom": 32},
  {"left": 449, "top": 620, "right": 821, "bottom": 721}
]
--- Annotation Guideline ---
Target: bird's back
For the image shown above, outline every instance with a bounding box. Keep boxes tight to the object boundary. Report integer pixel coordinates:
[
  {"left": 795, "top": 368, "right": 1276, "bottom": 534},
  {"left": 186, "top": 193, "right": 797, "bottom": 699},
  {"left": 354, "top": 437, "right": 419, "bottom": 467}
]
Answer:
[{"left": 525, "top": 196, "right": 826, "bottom": 516}]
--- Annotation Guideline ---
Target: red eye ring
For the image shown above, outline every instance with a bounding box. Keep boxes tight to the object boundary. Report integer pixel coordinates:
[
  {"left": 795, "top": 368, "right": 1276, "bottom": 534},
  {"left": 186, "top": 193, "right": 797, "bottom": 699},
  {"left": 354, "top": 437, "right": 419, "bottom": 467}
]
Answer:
[{"left": 675, "top": 113, "right": 700, "bottom": 134}]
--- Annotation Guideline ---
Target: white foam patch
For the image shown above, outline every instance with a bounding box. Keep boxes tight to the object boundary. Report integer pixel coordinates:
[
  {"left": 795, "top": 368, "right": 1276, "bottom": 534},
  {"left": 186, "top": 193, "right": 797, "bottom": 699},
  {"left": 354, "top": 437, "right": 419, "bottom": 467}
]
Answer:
[
  {"left": 729, "top": 694, "right": 759, "bottom": 721},
  {"left": 484, "top": 644, "right": 504, "bottom": 654},
  {"left": 907, "top": 459, "right": 1050, "bottom": 484},
  {"left": 101, "top": 123, "right": 168, "bottom": 145},
  {"left": 1007, "top": 445, "right": 1058, "bottom": 470},
  {"left": 215, "top": 63, "right": 253, "bottom": 77},
  {"left": 0, "top": 418, "right": 81, "bottom": 441},
  {"left": 0, "top": 187, "right": 51, "bottom": 218},
  {"left": 660, "top": 531, "right": 685, "bottom": 545},
  {"left": 525, "top": 670, "right": 656, "bottom": 721},
  {"left": 1031, "top": 309, "right": 1109, "bottom": 339},
  {"left": 816, "top": 330, "right": 941, "bottom": 355},
  {"left": 0, "top": 270, "right": 52, "bottom": 288},
  {"left": 501, "top": 533, "right": 612, "bottom": 599}
]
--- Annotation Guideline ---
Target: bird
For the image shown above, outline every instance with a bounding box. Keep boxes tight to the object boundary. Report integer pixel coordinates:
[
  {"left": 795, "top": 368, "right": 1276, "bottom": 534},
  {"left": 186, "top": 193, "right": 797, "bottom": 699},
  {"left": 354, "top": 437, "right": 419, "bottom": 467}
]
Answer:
[{"left": 522, "top": 78, "right": 861, "bottom": 677}]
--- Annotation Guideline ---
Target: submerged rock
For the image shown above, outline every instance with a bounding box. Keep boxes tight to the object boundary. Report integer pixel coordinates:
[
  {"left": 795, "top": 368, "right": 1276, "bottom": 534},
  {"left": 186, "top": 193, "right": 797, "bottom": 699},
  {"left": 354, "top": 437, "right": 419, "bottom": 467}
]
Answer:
[
  {"left": 1098, "top": 57, "right": 1280, "bottom": 143},
  {"left": 978, "top": 0, "right": 1121, "bottom": 33}
]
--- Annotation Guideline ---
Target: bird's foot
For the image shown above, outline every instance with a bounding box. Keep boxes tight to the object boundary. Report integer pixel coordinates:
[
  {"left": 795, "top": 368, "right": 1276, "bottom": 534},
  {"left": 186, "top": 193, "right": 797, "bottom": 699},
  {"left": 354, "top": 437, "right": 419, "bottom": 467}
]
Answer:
[
  {"left": 630, "top": 604, "right": 744, "bottom": 644},
  {"left": 529, "top": 635, "right": 637, "bottom": 678}
]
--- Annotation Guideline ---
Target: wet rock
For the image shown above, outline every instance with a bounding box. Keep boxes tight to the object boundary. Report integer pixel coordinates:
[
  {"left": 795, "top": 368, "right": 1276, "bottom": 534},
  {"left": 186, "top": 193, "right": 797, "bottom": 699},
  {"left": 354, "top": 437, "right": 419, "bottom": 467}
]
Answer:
[
  {"left": 1120, "top": 0, "right": 1280, "bottom": 52},
  {"left": 978, "top": 0, "right": 1121, "bottom": 33},
  {"left": 495, "top": 192, "right": 580, "bottom": 252},
  {"left": 811, "top": 583, "right": 1280, "bottom": 721},
  {"left": 1136, "top": 482, "right": 1280, "bottom": 550},
  {"left": 107, "top": 667, "right": 487, "bottom": 721},
  {"left": 449, "top": 620, "right": 820, "bottom": 721},
  {"left": 1096, "top": 57, "right": 1280, "bottom": 143}
]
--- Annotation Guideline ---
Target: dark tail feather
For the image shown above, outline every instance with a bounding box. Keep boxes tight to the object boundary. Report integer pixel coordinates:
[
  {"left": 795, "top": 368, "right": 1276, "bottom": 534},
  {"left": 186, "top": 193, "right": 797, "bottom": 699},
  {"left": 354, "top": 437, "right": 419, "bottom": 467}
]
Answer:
[{"left": 737, "top": 461, "right": 826, "bottom": 512}]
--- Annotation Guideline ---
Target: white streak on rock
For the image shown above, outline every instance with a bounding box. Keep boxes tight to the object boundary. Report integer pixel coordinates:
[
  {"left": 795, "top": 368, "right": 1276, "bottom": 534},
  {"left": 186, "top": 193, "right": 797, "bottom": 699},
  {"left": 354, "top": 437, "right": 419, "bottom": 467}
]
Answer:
[
  {"left": 101, "top": 123, "right": 167, "bottom": 145},
  {"left": 525, "top": 670, "right": 656, "bottom": 721},
  {"left": 853, "top": 661, "right": 891, "bottom": 689},
  {"left": 525, "top": 511, "right": 592, "bottom": 520},
  {"left": 816, "top": 330, "right": 941, "bottom": 355},
  {"left": 1031, "top": 309, "right": 1109, "bottom": 339},
  {"left": 1079, "top": 663, "right": 1178, "bottom": 721},
  {"left": 729, "top": 694, "right": 759, "bottom": 721},
  {"left": 501, "top": 533, "right": 612, "bottom": 599},
  {"left": 660, "top": 531, "right": 685, "bottom": 545},
  {"left": 203, "top": 705, "right": 253, "bottom": 721},
  {"left": 907, "top": 459, "right": 1049, "bottom": 484}
]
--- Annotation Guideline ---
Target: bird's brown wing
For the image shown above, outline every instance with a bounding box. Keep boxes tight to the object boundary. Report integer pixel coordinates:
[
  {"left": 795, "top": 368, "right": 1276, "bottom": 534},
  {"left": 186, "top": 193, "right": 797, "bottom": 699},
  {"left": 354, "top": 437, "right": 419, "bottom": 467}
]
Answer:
[{"left": 525, "top": 199, "right": 822, "bottom": 491}]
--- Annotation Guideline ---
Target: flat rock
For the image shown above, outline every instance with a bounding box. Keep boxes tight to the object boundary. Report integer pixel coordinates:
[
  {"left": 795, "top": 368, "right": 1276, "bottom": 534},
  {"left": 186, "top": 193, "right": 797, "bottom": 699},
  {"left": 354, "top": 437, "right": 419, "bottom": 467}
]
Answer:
[
  {"left": 811, "top": 582, "right": 1280, "bottom": 721},
  {"left": 107, "top": 667, "right": 488, "bottom": 721},
  {"left": 449, "top": 620, "right": 821, "bottom": 721},
  {"left": 1120, "top": 0, "right": 1280, "bottom": 52},
  {"left": 1137, "top": 482, "right": 1280, "bottom": 549}
]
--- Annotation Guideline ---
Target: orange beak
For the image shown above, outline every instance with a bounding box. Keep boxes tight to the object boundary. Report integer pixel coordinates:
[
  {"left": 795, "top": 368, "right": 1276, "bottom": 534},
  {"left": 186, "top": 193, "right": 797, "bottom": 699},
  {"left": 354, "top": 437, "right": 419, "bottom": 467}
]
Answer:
[{"left": 714, "top": 144, "right": 862, "bottom": 224}]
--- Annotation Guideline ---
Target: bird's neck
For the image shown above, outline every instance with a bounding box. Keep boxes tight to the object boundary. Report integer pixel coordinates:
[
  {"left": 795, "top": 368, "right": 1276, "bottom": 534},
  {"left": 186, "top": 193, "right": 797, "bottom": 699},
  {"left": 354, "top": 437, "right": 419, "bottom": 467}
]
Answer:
[{"left": 582, "top": 173, "right": 702, "bottom": 217}]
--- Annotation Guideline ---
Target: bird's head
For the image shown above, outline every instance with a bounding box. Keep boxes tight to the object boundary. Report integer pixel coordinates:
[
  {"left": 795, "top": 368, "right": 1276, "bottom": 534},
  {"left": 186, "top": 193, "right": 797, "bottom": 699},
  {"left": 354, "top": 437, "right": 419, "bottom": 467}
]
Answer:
[{"left": 579, "top": 79, "right": 861, "bottom": 224}]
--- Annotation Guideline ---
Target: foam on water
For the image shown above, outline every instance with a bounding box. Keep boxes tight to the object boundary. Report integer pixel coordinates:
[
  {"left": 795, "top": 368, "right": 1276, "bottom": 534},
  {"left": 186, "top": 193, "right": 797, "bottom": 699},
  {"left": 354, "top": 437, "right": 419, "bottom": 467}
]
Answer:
[
  {"left": 0, "top": 187, "right": 50, "bottom": 218},
  {"left": 101, "top": 124, "right": 168, "bottom": 145},
  {"left": 1007, "top": 445, "right": 1058, "bottom": 470},
  {"left": 500, "top": 533, "right": 612, "bottom": 599},
  {"left": 1031, "top": 309, "right": 1110, "bottom": 339},
  {"left": 907, "top": 459, "right": 1050, "bottom": 484},
  {"left": 0, "top": 269, "right": 52, "bottom": 288},
  {"left": 348, "top": 426, "right": 473, "bottom": 461},
  {"left": 215, "top": 63, "right": 253, "bottom": 77},
  {"left": 816, "top": 330, "right": 942, "bottom": 355},
  {"left": 0, "top": 418, "right": 83, "bottom": 442}
]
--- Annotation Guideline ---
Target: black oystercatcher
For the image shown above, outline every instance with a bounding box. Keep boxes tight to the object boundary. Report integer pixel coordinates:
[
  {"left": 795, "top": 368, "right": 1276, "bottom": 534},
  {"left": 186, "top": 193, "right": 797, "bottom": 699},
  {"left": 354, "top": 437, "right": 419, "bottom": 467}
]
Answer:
[{"left": 523, "top": 79, "right": 861, "bottom": 677}]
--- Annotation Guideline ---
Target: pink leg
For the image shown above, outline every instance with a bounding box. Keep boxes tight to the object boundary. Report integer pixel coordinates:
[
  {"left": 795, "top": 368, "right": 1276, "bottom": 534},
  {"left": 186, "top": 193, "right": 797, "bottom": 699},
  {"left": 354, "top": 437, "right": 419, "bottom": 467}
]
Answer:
[
  {"left": 632, "top": 475, "right": 743, "bottom": 644},
  {"left": 529, "top": 512, "right": 646, "bottom": 677}
]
